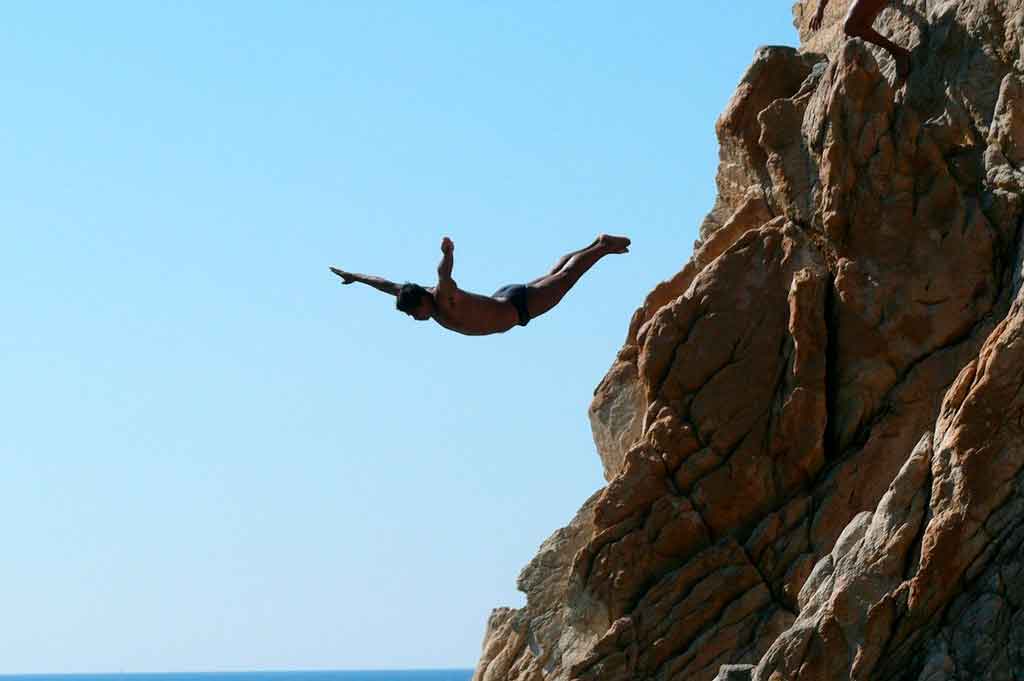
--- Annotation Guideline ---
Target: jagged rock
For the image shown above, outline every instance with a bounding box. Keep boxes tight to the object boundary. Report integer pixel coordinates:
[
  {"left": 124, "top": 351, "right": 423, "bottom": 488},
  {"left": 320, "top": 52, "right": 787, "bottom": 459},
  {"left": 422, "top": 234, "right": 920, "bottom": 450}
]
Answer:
[
  {"left": 474, "top": 492, "right": 608, "bottom": 681},
  {"left": 476, "top": 1, "right": 1024, "bottom": 679},
  {"left": 590, "top": 187, "right": 776, "bottom": 480},
  {"left": 714, "top": 665, "right": 755, "bottom": 681},
  {"left": 702, "top": 47, "right": 822, "bottom": 241},
  {"left": 589, "top": 348, "right": 644, "bottom": 482}
]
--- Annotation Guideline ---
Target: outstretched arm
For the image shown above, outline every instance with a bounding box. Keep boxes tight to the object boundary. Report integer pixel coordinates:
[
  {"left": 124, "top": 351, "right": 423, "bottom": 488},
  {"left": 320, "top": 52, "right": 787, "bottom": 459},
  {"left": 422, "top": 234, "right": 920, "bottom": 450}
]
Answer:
[
  {"left": 435, "top": 237, "right": 457, "bottom": 305},
  {"left": 330, "top": 267, "right": 400, "bottom": 296},
  {"left": 810, "top": 0, "right": 829, "bottom": 30}
]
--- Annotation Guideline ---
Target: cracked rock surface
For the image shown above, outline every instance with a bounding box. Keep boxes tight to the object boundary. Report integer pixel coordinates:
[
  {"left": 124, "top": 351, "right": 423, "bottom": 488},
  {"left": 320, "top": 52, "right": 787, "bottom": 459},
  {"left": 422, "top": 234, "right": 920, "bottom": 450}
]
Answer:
[{"left": 475, "top": 2, "right": 1024, "bottom": 679}]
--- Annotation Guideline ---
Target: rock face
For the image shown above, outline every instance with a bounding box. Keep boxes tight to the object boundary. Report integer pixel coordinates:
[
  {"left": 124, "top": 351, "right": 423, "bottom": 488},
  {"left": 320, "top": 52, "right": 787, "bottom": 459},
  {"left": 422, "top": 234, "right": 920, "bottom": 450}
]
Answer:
[{"left": 476, "top": 2, "right": 1024, "bottom": 680}]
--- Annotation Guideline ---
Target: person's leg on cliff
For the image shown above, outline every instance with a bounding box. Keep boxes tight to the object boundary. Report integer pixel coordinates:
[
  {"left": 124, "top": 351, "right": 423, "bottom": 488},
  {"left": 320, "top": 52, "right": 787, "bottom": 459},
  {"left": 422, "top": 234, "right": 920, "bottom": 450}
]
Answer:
[{"left": 843, "top": 0, "right": 911, "bottom": 78}]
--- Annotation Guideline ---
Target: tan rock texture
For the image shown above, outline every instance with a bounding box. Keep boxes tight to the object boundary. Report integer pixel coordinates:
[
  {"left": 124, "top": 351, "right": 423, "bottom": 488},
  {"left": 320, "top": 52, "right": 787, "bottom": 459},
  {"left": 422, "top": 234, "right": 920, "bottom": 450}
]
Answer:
[{"left": 475, "top": 2, "right": 1024, "bottom": 680}]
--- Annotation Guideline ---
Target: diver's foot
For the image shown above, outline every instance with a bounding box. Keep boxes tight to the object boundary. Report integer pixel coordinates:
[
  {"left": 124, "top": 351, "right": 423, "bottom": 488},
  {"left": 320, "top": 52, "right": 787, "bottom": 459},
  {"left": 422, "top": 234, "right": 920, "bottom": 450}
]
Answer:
[
  {"left": 598, "top": 234, "right": 631, "bottom": 253},
  {"left": 893, "top": 49, "right": 911, "bottom": 81}
]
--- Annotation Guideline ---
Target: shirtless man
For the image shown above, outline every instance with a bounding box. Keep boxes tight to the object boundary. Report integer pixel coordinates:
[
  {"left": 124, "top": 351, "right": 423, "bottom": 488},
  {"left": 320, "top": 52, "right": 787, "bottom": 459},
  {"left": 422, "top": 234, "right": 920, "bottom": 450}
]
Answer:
[
  {"left": 330, "top": 234, "right": 630, "bottom": 336},
  {"left": 810, "top": 0, "right": 911, "bottom": 78}
]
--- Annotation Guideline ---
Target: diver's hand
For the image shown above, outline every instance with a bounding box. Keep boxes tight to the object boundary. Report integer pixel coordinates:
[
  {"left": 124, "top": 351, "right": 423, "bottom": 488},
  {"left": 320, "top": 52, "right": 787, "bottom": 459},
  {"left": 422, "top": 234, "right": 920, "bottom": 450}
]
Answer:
[
  {"left": 330, "top": 267, "right": 356, "bottom": 284},
  {"left": 441, "top": 236, "right": 454, "bottom": 255}
]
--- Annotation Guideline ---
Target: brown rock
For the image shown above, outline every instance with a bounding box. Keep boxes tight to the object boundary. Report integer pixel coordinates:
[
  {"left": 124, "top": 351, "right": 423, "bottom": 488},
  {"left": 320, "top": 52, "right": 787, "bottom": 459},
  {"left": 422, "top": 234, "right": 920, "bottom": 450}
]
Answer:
[
  {"left": 474, "top": 493, "right": 608, "bottom": 681},
  {"left": 589, "top": 347, "right": 644, "bottom": 482},
  {"left": 476, "top": 2, "right": 1024, "bottom": 679}
]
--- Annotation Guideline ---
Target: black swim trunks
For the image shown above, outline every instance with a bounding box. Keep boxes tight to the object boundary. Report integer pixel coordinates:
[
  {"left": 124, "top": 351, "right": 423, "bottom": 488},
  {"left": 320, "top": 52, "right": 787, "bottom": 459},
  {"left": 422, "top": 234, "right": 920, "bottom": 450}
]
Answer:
[{"left": 493, "top": 284, "right": 531, "bottom": 327}]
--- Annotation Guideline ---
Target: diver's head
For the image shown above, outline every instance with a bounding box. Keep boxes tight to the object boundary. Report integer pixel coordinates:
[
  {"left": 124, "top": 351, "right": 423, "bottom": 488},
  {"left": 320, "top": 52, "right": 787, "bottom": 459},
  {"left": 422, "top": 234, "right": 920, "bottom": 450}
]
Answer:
[{"left": 396, "top": 283, "right": 434, "bottom": 321}]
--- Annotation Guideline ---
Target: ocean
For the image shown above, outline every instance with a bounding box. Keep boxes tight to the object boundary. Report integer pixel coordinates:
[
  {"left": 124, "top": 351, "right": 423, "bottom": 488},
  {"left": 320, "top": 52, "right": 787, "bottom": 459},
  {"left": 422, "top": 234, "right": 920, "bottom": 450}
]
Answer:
[{"left": 0, "top": 673, "right": 473, "bottom": 681}]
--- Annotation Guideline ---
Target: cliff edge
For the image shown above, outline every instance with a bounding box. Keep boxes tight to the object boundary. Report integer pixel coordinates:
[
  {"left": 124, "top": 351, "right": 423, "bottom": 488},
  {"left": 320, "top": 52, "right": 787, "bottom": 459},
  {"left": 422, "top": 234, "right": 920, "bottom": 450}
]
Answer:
[{"left": 476, "top": 1, "right": 1024, "bottom": 679}]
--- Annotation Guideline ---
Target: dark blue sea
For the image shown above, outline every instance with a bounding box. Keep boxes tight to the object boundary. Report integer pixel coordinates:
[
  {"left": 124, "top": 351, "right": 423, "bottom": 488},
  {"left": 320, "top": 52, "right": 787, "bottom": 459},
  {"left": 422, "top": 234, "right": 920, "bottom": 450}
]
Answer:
[{"left": 0, "top": 673, "right": 473, "bottom": 681}]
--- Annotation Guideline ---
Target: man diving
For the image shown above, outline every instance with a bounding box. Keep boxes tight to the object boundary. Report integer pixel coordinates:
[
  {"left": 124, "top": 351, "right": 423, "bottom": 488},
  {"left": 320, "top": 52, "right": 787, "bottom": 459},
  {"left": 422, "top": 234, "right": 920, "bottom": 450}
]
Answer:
[
  {"left": 330, "top": 234, "right": 630, "bottom": 336},
  {"left": 810, "top": 0, "right": 911, "bottom": 78}
]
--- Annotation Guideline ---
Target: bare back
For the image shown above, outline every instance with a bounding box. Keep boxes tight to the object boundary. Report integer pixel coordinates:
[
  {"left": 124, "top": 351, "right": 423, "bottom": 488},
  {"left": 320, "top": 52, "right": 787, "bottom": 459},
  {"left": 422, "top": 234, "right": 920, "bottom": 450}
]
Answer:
[{"left": 430, "top": 286, "right": 519, "bottom": 336}]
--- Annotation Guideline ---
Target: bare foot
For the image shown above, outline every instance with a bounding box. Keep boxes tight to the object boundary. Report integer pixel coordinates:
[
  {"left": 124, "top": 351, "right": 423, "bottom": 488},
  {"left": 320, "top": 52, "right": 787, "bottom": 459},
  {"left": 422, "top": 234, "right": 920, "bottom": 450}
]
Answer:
[{"left": 598, "top": 234, "right": 631, "bottom": 253}]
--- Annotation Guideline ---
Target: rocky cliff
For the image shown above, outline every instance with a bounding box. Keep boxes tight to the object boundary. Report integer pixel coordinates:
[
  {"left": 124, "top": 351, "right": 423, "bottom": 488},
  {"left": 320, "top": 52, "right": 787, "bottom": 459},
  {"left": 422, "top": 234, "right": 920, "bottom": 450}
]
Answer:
[{"left": 474, "top": 1, "right": 1024, "bottom": 679}]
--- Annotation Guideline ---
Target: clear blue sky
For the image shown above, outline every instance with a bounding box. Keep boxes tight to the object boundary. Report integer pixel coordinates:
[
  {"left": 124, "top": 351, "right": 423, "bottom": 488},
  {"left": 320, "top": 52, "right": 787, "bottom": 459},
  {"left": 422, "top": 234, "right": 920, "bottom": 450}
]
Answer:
[{"left": 2, "top": 2, "right": 798, "bottom": 673}]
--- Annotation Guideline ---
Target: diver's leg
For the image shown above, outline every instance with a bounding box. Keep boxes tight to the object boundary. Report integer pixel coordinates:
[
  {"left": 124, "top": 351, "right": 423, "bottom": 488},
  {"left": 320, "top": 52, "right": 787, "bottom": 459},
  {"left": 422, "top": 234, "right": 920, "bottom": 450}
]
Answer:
[
  {"left": 525, "top": 235, "right": 629, "bottom": 319},
  {"left": 529, "top": 239, "right": 600, "bottom": 284}
]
